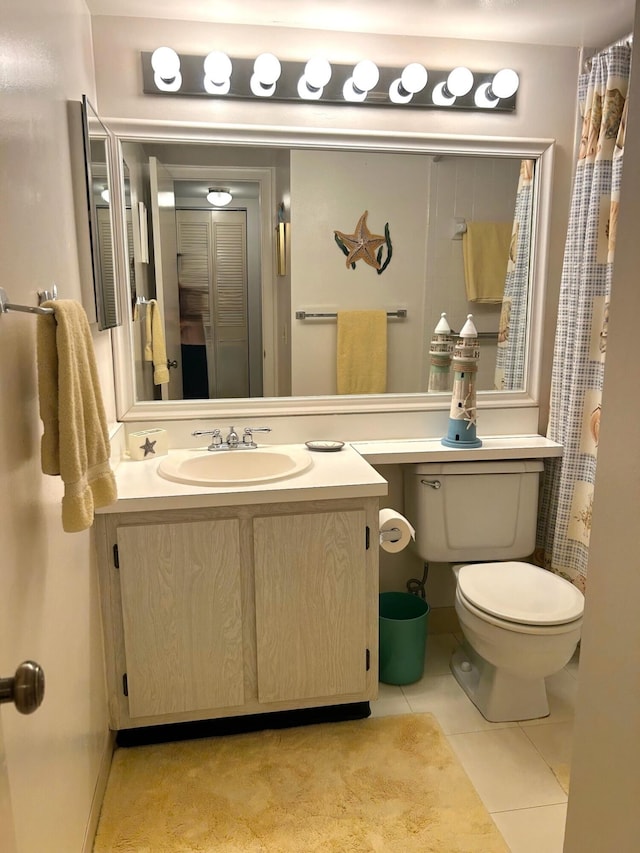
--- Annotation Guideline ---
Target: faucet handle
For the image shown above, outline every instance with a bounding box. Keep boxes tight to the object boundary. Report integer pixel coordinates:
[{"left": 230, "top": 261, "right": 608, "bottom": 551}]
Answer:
[
  {"left": 192, "top": 428, "right": 221, "bottom": 438},
  {"left": 192, "top": 428, "right": 222, "bottom": 450},
  {"left": 242, "top": 426, "right": 271, "bottom": 446}
]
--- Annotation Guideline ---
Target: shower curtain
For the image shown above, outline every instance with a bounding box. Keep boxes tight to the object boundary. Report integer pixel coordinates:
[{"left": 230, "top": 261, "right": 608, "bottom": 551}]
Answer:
[
  {"left": 494, "top": 159, "right": 535, "bottom": 391},
  {"left": 536, "top": 43, "right": 631, "bottom": 592}
]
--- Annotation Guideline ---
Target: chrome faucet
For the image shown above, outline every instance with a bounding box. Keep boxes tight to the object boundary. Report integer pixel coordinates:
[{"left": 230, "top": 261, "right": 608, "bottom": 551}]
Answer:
[{"left": 192, "top": 426, "right": 271, "bottom": 451}]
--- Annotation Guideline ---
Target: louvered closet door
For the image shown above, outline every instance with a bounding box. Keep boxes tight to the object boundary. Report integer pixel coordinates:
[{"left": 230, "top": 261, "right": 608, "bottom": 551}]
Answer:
[
  {"left": 96, "top": 206, "right": 118, "bottom": 327},
  {"left": 176, "top": 209, "right": 249, "bottom": 398}
]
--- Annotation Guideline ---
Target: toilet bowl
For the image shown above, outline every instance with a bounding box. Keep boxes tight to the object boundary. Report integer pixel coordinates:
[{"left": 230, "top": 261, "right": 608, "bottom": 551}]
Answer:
[
  {"left": 451, "top": 562, "right": 584, "bottom": 721},
  {"left": 403, "top": 460, "right": 585, "bottom": 722}
]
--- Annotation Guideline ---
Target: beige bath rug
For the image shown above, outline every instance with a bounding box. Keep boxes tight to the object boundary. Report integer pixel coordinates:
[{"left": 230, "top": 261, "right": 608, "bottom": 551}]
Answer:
[{"left": 93, "top": 713, "right": 508, "bottom": 852}]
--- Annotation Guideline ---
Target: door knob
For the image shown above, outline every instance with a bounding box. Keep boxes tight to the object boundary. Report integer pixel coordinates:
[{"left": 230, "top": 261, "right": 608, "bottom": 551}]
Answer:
[{"left": 0, "top": 661, "right": 45, "bottom": 714}]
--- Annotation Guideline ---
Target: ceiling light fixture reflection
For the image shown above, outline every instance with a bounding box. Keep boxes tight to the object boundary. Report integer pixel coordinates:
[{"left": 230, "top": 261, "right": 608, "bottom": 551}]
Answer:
[
  {"left": 203, "top": 50, "right": 232, "bottom": 95},
  {"left": 100, "top": 188, "right": 110, "bottom": 204},
  {"left": 389, "top": 62, "right": 428, "bottom": 104},
  {"left": 250, "top": 52, "right": 282, "bottom": 97},
  {"left": 207, "top": 188, "right": 233, "bottom": 206},
  {"left": 297, "top": 56, "right": 332, "bottom": 100},
  {"left": 151, "top": 46, "right": 182, "bottom": 92},
  {"left": 343, "top": 59, "right": 379, "bottom": 102},
  {"left": 432, "top": 66, "right": 474, "bottom": 106},
  {"left": 474, "top": 68, "right": 520, "bottom": 108}
]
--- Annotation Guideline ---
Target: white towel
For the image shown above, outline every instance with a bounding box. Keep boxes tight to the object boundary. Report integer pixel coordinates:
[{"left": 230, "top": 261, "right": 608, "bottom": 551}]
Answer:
[
  {"left": 37, "top": 300, "right": 117, "bottom": 532},
  {"left": 144, "top": 299, "right": 170, "bottom": 384}
]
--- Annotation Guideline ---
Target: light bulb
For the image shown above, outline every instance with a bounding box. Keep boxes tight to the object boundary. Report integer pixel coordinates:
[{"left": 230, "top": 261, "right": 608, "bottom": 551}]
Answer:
[
  {"left": 401, "top": 63, "right": 428, "bottom": 95},
  {"left": 343, "top": 77, "right": 366, "bottom": 102},
  {"left": 250, "top": 53, "right": 281, "bottom": 97},
  {"left": 389, "top": 63, "right": 428, "bottom": 104},
  {"left": 352, "top": 60, "right": 379, "bottom": 93},
  {"left": 100, "top": 188, "right": 110, "bottom": 204},
  {"left": 151, "top": 47, "right": 182, "bottom": 92},
  {"left": 447, "top": 66, "right": 473, "bottom": 97},
  {"left": 254, "top": 53, "right": 281, "bottom": 84},
  {"left": 474, "top": 82, "right": 499, "bottom": 109},
  {"left": 491, "top": 68, "right": 519, "bottom": 99},
  {"left": 297, "top": 57, "right": 332, "bottom": 100},
  {"left": 343, "top": 60, "right": 379, "bottom": 102},
  {"left": 432, "top": 82, "right": 456, "bottom": 106},
  {"left": 203, "top": 51, "right": 232, "bottom": 95},
  {"left": 305, "top": 57, "right": 332, "bottom": 89},
  {"left": 207, "top": 188, "right": 232, "bottom": 206}
]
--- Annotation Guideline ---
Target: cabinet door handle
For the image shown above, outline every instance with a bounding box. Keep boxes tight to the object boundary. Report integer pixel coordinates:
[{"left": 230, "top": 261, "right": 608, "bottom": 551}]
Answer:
[{"left": 0, "top": 661, "right": 45, "bottom": 714}]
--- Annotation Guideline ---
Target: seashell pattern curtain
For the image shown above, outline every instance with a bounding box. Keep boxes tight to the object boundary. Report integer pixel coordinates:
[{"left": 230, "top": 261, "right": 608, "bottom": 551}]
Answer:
[
  {"left": 494, "top": 158, "right": 535, "bottom": 391},
  {"left": 536, "top": 43, "right": 631, "bottom": 592}
]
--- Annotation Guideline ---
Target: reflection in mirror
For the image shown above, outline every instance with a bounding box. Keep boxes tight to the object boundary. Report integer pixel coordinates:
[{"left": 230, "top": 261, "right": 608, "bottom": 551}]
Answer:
[
  {"left": 81, "top": 96, "right": 120, "bottom": 330},
  {"left": 110, "top": 129, "right": 551, "bottom": 418}
]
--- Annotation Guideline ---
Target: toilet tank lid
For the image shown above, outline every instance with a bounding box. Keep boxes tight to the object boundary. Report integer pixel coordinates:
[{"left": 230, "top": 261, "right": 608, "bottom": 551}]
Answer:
[
  {"left": 409, "top": 460, "right": 544, "bottom": 476},
  {"left": 458, "top": 562, "right": 585, "bottom": 625}
]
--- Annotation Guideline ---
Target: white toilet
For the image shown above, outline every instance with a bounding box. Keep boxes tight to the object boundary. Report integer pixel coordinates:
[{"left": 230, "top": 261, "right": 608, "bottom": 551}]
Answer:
[{"left": 404, "top": 460, "right": 585, "bottom": 722}]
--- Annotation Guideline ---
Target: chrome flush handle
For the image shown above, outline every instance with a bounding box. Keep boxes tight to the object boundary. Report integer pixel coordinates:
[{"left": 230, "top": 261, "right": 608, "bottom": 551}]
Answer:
[{"left": 420, "top": 478, "right": 441, "bottom": 489}]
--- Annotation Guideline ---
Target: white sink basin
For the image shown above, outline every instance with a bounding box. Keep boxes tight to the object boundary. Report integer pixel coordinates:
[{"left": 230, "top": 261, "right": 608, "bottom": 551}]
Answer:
[{"left": 157, "top": 447, "right": 313, "bottom": 487}]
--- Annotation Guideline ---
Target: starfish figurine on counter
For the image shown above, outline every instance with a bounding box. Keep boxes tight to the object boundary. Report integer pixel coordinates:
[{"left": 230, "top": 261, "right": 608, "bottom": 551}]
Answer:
[{"left": 334, "top": 211, "right": 386, "bottom": 269}]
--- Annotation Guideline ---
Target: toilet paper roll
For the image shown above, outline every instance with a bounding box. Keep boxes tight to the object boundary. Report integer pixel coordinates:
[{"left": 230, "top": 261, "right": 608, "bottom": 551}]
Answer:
[{"left": 379, "top": 508, "right": 415, "bottom": 553}]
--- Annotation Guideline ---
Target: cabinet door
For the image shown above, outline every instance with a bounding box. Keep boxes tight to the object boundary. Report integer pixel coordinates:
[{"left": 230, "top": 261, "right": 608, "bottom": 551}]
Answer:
[
  {"left": 117, "top": 519, "right": 244, "bottom": 718},
  {"left": 253, "top": 510, "right": 367, "bottom": 704}
]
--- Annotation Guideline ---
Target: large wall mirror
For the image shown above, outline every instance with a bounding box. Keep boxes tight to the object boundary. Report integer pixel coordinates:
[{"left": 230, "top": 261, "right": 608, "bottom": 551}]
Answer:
[{"left": 108, "top": 122, "right": 553, "bottom": 420}]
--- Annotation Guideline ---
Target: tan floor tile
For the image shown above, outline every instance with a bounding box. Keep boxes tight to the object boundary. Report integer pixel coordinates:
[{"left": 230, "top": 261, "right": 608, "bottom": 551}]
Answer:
[
  {"left": 370, "top": 682, "right": 413, "bottom": 717},
  {"left": 492, "top": 803, "right": 567, "bottom": 853},
  {"left": 401, "top": 673, "right": 517, "bottom": 734},
  {"left": 447, "top": 728, "right": 568, "bottom": 812},
  {"left": 521, "top": 721, "right": 573, "bottom": 793}
]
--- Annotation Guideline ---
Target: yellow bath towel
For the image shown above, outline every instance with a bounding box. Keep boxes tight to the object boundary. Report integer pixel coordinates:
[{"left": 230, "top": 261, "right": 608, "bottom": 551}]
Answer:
[
  {"left": 336, "top": 310, "right": 387, "bottom": 394},
  {"left": 144, "top": 299, "right": 170, "bottom": 385},
  {"left": 462, "top": 221, "right": 512, "bottom": 303},
  {"left": 37, "top": 300, "right": 117, "bottom": 533}
]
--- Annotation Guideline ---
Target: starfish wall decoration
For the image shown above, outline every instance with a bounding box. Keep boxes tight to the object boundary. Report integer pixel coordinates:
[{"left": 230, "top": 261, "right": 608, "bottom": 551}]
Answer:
[{"left": 334, "top": 211, "right": 392, "bottom": 273}]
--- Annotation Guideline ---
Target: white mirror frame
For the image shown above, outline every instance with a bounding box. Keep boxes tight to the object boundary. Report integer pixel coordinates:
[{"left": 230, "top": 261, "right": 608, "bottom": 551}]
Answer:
[{"left": 107, "top": 120, "right": 554, "bottom": 422}]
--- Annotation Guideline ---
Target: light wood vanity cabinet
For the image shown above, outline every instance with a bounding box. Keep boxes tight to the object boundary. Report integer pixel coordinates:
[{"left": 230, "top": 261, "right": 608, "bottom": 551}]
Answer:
[{"left": 95, "top": 496, "right": 379, "bottom": 731}]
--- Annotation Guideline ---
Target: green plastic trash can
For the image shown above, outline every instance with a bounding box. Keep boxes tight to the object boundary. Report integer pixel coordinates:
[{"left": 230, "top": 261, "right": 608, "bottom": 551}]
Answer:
[{"left": 379, "top": 592, "right": 430, "bottom": 685}]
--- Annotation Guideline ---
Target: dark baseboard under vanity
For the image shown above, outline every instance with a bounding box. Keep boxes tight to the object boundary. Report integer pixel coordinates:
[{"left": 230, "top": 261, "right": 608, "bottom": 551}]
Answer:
[{"left": 116, "top": 702, "right": 372, "bottom": 748}]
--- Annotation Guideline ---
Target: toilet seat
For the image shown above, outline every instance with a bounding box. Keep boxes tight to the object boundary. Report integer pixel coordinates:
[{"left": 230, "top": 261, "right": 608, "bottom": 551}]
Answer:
[{"left": 457, "top": 561, "right": 584, "bottom": 626}]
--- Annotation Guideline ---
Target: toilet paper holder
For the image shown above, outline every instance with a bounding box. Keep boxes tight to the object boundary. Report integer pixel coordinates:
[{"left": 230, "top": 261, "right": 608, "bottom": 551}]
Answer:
[{"left": 380, "top": 528, "right": 402, "bottom": 543}]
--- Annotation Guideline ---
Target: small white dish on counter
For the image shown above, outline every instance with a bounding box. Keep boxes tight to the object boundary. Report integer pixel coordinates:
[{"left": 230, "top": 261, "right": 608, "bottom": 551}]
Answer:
[{"left": 305, "top": 440, "right": 345, "bottom": 452}]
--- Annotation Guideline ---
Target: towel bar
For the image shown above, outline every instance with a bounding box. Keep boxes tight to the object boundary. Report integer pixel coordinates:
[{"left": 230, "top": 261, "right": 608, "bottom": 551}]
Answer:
[
  {"left": 0, "top": 286, "right": 56, "bottom": 316},
  {"left": 296, "top": 309, "right": 407, "bottom": 320},
  {"left": 450, "top": 328, "right": 499, "bottom": 341}
]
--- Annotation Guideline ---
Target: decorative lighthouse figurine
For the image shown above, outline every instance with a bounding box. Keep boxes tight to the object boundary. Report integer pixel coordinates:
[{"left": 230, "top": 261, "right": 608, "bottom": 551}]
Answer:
[
  {"left": 428, "top": 312, "right": 454, "bottom": 392},
  {"left": 442, "top": 314, "right": 482, "bottom": 448}
]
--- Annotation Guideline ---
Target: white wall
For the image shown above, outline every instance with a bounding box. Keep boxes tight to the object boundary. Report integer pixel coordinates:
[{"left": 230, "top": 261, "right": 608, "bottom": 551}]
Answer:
[
  {"left": 290, "top": 149, "right": 430, "bottom": 396},
  {"left": 424, "top": 155, "right": 520, "bottom": 389},
  {"left": 0, "top": 1, "right": 113, "bottom": 851}
]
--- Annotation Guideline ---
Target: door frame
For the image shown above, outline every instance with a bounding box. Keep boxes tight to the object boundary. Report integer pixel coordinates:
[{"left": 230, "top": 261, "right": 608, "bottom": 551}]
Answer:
[{"left": 166, "top": 165, "right": 277, "bottom": 397}]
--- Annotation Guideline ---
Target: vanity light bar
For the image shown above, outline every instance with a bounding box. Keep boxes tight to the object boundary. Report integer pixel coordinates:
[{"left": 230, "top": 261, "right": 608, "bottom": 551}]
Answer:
[{"left": 141, "top": 52, "right": 518, "bottom": 111}]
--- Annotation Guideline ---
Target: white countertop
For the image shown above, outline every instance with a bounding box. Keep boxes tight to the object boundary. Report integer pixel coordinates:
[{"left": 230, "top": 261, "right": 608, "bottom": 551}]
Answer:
[
  {"left": 99, "top": 442, "right": 389, "bottom": 514},
  {"left": 352, "top": 434, "right": 563, "bottom": 465},
  {"left": 101, "top": 434, "right": 562, "bottom": 513}
]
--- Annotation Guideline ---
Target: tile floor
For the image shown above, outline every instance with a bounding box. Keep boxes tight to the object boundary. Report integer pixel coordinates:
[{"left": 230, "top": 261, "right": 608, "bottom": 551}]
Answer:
[{"left": 370, "top": 632, "right": 580, "bottom": 853}]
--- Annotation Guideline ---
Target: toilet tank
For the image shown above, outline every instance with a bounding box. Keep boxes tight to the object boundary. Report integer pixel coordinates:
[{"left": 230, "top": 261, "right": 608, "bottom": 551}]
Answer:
[{"left": 403, "top": 460, "right": 544, "bottom": 563}]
